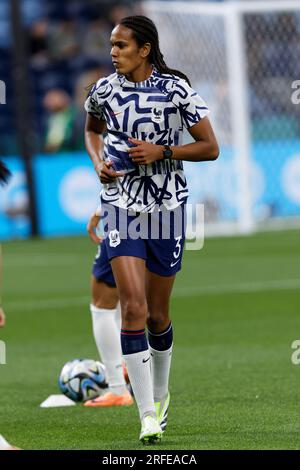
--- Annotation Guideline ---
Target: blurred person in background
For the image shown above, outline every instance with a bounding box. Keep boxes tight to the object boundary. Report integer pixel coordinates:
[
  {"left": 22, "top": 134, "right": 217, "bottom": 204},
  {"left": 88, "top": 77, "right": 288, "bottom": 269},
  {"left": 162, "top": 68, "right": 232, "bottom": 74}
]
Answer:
[
  {"left": 28, "top": 19, "right": 50, "bottom": 69},
  {"left": 0, "top": 160, "right": 10, "bottom": 185},
  {"left": 0, "top": 161, "right": 10, "bottom": 328},
  {"left": 0, "top": 223, "right": 7, "bottom": 325},
  {"left": 48, "top": 18, "right": 79, "bottom": 62},
  {"left": 43, "top": 89, "right": 75, "bottom": 153},
  {"left": 0, "top": 160, "right": 20, "bottom": 450},
  {"left": 108, "top": 4, "right": 135, "bottom": 26},
  {"left": 81, "top": 18, "right": 111, "bottom": 61}
]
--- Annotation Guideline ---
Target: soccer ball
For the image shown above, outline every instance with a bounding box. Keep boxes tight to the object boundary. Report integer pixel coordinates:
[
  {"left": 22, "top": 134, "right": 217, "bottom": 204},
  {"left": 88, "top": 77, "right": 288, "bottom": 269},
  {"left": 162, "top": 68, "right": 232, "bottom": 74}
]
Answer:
[{"left": 58, "top": 359, "right": 108, "bottom": 402}]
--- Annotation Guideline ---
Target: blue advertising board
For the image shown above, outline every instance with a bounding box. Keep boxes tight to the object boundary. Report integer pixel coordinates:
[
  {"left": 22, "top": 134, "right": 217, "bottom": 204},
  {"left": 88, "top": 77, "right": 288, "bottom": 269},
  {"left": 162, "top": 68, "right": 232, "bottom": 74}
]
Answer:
[
  {"left": 1, "top": 140, "right": 300, "bottom": 240},
  {"left": 33, "top": 152, "right": 100, "bottom": 237},
  {"left": 184, "top": 139, "right": 300, "bottom": 222},
  {"left": 0, "top": 157, "right": 30, "bottom": 240}
]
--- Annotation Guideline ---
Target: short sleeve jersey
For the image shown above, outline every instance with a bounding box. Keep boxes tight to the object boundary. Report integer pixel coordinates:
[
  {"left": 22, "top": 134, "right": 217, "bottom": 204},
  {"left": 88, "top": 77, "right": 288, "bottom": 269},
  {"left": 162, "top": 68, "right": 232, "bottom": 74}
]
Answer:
[{"left": 85, "top": 68, "right": 209, "bottom": 212}]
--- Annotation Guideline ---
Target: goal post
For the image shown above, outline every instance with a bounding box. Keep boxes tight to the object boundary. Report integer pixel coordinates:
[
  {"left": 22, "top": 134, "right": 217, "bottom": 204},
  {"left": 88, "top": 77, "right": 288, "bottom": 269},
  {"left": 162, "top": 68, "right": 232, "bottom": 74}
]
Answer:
[{"left": 143, "top": 1, "right": 300, "bottom": 236}]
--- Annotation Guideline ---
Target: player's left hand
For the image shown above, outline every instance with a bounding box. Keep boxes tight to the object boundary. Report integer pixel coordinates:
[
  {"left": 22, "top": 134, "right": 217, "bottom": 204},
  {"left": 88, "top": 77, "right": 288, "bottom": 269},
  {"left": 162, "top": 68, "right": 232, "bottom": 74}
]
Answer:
[
  {"left": 0, "top": 308, "right": 6, "bottom": 327},
  {"left": 128, "top": 138, "right": 164, "bottom": 165},
  {"left": 87, "top": 213, "right": 102, "bottom": 244}
]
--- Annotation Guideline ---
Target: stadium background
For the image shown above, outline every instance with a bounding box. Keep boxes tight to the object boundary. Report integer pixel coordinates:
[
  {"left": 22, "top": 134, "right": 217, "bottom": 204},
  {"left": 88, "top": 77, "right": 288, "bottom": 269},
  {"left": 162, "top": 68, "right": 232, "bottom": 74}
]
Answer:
[{"left": 1, "top": 0, "right": 300, "bottom": 450}]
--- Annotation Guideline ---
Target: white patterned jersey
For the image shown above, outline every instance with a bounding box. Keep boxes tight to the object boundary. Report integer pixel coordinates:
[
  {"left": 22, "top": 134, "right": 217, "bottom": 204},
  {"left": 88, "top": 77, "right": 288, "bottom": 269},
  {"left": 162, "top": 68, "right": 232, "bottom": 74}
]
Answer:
[{"left": 85, "top": 68, "right": 209, "bottom": 212}]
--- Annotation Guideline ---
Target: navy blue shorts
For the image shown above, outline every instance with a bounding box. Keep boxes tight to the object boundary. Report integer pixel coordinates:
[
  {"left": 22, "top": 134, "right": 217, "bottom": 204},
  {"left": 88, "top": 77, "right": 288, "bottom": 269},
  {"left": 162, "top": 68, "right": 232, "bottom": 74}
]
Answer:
[
  {"left": 92, "top": 242, "right": 116, "bottom": 287},
  {"left": 99, "top": 202, "right": 186, "bottom": 278}
]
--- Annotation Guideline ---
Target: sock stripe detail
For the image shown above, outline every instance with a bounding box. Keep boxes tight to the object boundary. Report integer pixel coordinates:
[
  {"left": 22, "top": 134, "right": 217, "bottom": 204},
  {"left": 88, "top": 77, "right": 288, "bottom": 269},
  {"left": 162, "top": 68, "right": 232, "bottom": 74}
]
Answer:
[
  {"left": 148, "top": 323, "right": 173, "bottom": 351},
  {"left": 121, "top": 329, "right": 148, "bottom": 355},
  {"left": 148, "top": 323, "right": 172, "bottom": 337},
  {"left": 121, "top": 330, "right": 146, "bottom": 336}
]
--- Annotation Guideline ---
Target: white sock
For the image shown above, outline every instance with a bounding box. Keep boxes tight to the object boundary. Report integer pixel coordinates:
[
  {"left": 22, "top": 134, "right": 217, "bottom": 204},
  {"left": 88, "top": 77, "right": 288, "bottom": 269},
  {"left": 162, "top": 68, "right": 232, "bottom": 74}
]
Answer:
[
  {"left": 90, "top": 304, "right": 127, "bottom": 395},
  {"left": 0, "top": 434, "right": 12, "bottom": 450},
  {"left": 149, "top": 345, "right": 173, "bottom": 402},
  {"left": 114, "top": 301, "right": 121, "bottom": 331},
  {"left": 123, "top": 350, "right": 156, "bottom": 420}
]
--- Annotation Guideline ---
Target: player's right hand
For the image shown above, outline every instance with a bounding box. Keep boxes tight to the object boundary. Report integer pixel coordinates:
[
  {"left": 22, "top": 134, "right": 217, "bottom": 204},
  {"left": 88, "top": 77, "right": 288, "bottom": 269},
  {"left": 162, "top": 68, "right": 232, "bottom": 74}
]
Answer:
[
  {"left": 87, "top": 213, "right": 102, "bottom": 244},
  {"left": 95, "top": 161, "right": 123, "bottom": 184}
]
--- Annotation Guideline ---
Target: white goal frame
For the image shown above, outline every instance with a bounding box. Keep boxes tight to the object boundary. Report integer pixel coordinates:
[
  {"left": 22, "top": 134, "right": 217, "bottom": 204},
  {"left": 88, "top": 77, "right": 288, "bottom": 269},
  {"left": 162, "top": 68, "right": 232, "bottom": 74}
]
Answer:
[{"left": 143, "top": 1, "right": 300, "bottom": 236}]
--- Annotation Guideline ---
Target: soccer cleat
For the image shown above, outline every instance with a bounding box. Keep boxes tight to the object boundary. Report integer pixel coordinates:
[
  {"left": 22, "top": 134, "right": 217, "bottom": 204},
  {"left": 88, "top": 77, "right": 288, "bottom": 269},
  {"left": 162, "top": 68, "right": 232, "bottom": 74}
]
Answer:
[
  {"left": 84, "top": 390, "right": 133, "bottom": 407},
  {"left": 139, "top": 415, "right": 162, "bottom": 445},
  {"left": 155, "top": 392, "right": 170, "bottom": 433}
]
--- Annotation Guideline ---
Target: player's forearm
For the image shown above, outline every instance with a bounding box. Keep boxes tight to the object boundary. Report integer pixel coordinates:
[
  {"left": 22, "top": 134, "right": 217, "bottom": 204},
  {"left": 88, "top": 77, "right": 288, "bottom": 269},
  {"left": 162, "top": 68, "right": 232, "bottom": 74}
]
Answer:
[
  {"left": 85, "top": 130, "right": 105, "bottom": 171},
  {"left": 170, "top": 140, "right": 219, "bottom": 162}
]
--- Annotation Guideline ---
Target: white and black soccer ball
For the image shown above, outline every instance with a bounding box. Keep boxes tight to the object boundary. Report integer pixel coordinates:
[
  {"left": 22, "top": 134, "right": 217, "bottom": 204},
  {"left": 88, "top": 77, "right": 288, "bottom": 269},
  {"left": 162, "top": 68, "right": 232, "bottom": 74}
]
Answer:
[{"left": 58, "top": 359, "right": 108, "bottom": 402}]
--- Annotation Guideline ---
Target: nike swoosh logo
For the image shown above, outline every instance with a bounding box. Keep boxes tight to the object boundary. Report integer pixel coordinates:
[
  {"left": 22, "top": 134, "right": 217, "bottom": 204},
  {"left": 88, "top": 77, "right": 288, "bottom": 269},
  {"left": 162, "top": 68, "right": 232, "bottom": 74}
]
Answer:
[
  {"left": 170, "top": 259, "right": 180, "bottom": 267},
  {"left": 142, "top": 357, "right": 150, "bottom": 363}
]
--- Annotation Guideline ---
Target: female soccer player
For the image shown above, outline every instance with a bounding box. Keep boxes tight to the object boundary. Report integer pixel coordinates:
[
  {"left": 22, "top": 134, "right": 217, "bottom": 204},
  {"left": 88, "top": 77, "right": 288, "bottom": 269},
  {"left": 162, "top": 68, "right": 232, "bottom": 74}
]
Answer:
[{"left": 85, "top": 15, "right": 219, "bottom": 444}]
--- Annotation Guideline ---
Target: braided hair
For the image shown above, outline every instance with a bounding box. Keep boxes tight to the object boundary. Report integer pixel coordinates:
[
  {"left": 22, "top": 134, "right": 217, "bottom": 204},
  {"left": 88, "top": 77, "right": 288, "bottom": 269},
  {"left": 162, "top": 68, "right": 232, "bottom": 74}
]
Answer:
[
  {"left": 0, "top": 161, "right": 11, "bottom": 186},
  {"left": 85, "top": 15, "right": 191, "bottom": 94},
  {"left": 119, "top": 15, "right": 191, "bottom": 86}
]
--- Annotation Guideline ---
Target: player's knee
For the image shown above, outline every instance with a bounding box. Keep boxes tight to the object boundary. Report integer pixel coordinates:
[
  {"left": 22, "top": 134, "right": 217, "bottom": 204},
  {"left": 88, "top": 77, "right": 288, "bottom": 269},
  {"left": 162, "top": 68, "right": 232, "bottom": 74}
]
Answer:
[
  {"left": 147, "top": 311, "right": 170, "bottom": 332},
  {"left": 91, "top": 281, "right": 119, "bottom": 309},
  {"left": 121, "top": 298, "right": 147, "bottom": 325},
  {"left": 91, "top": 296, "right": 118, "bottom": 310},
  {"left": 92, "top": 299, "right": 109, "bottom": 309}
]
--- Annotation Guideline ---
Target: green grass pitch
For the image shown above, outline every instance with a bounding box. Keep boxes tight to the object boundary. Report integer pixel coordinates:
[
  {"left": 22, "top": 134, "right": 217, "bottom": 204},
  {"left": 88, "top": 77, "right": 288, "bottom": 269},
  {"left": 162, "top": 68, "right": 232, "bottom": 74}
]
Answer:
[{"left": 1, "top": 229, "right": 300, "bottom": 450}]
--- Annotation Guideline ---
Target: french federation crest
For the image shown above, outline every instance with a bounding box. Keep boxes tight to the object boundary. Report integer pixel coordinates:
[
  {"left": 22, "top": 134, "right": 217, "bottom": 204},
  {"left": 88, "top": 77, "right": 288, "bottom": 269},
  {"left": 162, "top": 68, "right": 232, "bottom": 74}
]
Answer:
[
  {"left": 109, "top": 229, "right": 121, "bottom": 247},
  {"left": 151, "top": 106, "right": 164, "bottom": 123}
]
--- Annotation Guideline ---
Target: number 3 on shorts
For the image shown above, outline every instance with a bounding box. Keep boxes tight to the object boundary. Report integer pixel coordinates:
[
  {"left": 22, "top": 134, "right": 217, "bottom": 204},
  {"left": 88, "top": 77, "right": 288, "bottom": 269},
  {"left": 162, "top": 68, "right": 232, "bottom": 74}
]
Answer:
[{"left": 173, "top": 236, "right": 183, "bottom": 260}]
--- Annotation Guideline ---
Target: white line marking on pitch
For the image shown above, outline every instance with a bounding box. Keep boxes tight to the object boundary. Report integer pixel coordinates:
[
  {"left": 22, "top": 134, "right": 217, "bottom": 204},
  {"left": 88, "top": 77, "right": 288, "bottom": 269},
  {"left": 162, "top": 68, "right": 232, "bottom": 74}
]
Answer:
[
  {"left": 174, "top": 278, "right": 300, "bottom": 297},
  {"left": 3, "top": 254, "right": 88, "bottom": 267}
]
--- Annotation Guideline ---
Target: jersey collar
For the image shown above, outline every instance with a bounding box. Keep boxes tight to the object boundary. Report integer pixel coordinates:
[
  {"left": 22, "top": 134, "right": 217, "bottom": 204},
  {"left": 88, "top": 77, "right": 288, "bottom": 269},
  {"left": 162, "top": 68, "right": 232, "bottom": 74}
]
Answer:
[{"left": 118, "top": 66, "right": 158, "bottom": 88}]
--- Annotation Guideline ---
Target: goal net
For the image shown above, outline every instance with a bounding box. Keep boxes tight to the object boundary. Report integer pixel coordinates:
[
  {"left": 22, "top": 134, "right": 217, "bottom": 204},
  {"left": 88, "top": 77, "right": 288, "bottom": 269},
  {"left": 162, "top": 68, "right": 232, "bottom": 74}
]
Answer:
[{"left": 143, "top": 1, "right": 300, "bottom": 236}]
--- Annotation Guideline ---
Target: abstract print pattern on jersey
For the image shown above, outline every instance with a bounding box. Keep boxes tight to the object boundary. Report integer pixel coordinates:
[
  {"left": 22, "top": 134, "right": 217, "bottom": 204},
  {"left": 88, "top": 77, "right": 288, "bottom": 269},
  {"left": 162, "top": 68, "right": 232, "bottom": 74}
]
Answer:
[{"left": 85, "top": 68, "right": 209, "bottom": 212}]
